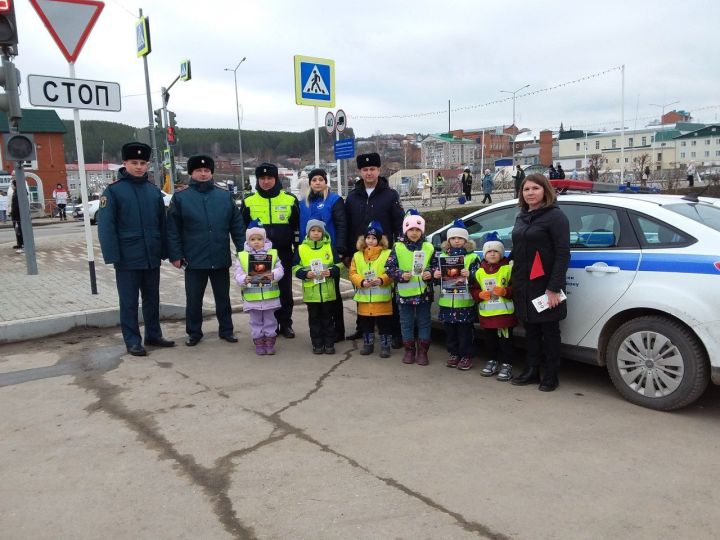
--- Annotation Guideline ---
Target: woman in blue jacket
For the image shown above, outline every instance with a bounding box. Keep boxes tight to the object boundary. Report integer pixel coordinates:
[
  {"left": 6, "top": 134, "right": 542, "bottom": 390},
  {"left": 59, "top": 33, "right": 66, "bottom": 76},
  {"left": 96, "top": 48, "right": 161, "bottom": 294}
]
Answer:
[{"left": 298, "top": 168, "right": 347, "bottom": 342}]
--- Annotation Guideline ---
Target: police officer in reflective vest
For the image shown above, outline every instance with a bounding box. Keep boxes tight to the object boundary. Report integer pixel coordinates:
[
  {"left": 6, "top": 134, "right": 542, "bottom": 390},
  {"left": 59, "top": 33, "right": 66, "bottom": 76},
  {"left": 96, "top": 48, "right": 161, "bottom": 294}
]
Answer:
[
  {"left": 167, "top": 155, "right": 245, "bottom": 347},
  {"left": 241, "top": 163, "right": 300, "bottom": 338},
  {"left": 98, "top": 142, "right": 175, "bottom": 356}
]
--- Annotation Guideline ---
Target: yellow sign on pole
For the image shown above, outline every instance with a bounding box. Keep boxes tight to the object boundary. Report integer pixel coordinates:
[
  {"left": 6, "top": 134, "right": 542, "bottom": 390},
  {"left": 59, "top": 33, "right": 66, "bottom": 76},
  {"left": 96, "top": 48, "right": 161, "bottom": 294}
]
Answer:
[
  {"left": 294, "top": 55, "right": 335, "bottom": 107},
  {"left": 135, "top": 16, "right": 151, "bottom": 57}
]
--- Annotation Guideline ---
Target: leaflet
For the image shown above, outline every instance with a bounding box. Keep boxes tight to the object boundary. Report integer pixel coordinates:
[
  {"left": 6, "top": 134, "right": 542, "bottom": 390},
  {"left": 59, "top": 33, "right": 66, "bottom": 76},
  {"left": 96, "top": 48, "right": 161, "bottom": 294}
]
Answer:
[
  {"left": 310, "top": 258, "right": 326, "bottom": 284},
  {"left": 412, "top": 250, "right": 427, "bottom": 277},
  {"left": 247, "top": 253, "right": 273, "bottom": 287},
  {"left": 439, "top": 254, "right": 467, "bottom": 294},
  {"left": 532, "top": 290, "right": 567, "bottom": 312}
]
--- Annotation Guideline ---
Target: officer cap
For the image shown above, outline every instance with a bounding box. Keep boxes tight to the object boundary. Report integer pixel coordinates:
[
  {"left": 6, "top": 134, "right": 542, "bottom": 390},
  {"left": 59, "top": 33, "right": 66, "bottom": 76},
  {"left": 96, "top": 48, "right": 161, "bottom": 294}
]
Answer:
[
  {"left": 121, "top": 142, "right": 151, "bottom": 161},
  {"left": 255, "top": 163, "right": 278, "bottom": 180},
  {"left": 356, "top": 152, "right": 381, "bottom": 170},
  {"left": 187, "top": 154, "right": 215, "bottom": 174}
]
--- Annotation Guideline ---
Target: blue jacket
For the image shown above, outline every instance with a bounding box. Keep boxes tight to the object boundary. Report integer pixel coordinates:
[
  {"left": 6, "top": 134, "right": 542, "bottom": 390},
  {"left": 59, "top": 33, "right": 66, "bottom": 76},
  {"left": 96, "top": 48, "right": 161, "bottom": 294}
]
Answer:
[
  {"left": 166, "top": 180, "right": 245, "bottom": 269},
  {"left": 482, "top": 174, "right": 494, "bottom": 194},
  {"left": 299, "top": 191, "right": 348, "bottom": 255},
  {"left": 98, "top": 168, "right": 167, "bottom": 269}
]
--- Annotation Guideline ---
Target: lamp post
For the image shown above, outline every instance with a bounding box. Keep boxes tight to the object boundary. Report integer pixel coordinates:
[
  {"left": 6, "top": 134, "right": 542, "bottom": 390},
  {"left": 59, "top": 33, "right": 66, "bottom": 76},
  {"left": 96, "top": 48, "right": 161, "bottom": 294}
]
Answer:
[
  {"left": 500, "top": 84, "right": 530, "bottom": 168},
  {"left": 649, "top": 100, "right": 679, "bottom": 124},
  {"left": 225, "top": 57, "right": 247, "bottom": 200}
]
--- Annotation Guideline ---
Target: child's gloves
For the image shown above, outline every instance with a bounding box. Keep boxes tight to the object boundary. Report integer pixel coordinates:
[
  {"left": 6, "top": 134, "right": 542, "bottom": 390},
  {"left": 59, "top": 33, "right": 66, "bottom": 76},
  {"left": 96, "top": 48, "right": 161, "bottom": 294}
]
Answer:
[
  {"left": 478, "top": 290, "right": 492, "bottom": 301},
  {"left": 492, "top": 286, "right": 507, "bottom": 297}
]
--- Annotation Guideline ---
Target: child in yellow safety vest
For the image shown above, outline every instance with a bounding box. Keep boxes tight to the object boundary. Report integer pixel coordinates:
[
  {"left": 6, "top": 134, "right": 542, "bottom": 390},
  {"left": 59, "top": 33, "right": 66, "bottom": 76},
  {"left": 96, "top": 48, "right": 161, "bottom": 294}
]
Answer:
[
  {"left": 470, "top": 232, "right": 518, "bottom": 381},
  {"left": 432, "top": 219, "right": 481, "bottom": 370},
  {"left": 385, "top": 209, "right": 437, "bottom": 366},
  {"left": 292, "top": 219, "right": 340, "bottom": 355},
  {"left": 349, "top": 221, "right": 393, "bottom": 358},
  {"left": 234, "top": 220, "right": 284, "bottom": 355}
]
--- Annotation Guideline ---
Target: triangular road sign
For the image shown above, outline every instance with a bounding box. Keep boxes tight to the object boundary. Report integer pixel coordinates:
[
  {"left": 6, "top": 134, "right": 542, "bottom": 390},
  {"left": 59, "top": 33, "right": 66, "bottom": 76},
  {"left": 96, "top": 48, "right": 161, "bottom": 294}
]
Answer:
[
  {"left": 30, "top": 0, "right": 105, "bottom": 63},
  {"left": 302, "top": 65, "right": 329, "bottom": 96}
]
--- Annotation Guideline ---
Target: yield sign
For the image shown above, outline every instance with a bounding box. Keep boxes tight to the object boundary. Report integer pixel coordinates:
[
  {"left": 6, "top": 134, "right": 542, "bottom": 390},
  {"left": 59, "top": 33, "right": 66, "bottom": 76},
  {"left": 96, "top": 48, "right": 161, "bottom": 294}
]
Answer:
[{"left": 30, "top": 0, "right": 105, "bottom": 63}]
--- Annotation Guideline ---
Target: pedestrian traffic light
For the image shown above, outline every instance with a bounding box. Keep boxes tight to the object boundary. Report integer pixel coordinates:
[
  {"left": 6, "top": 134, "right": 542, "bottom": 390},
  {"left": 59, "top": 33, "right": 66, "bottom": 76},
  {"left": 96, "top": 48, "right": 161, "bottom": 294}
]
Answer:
[
  {"left": 0, "top": 0, "right": 18, "bottom": 54},
  {"left": 153, "top": 108, "right": 163, "bottom": 128},
  {"left": 0, "top": 56, "right": 21, "bottom": 122},
  {"left": 3, "top": 132, "right": 35, "bottom": 161},
  {"left": 166, "top": 127, "right": 175, "bottom": 144},
  {"left": 168, "top": 110, "right": 177, "bottom": 129}
]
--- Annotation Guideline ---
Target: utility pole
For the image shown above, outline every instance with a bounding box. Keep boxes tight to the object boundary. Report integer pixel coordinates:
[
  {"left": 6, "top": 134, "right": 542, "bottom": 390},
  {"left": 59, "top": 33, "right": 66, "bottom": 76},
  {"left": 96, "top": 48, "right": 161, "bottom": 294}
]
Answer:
[
  {"left": 138, "top": 10, "right": 162, "bottom": 187},
  {"left": 225, "top": 57, "right": 247, "bottom": 200}
]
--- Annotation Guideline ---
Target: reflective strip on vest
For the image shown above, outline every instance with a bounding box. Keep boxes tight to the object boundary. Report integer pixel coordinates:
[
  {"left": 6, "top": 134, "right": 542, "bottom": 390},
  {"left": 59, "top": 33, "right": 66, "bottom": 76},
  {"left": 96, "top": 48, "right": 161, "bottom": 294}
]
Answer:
[
  {"left": 244, "top": 191, "right": 294, "bottom": 225},
  {"left": 298, "top": 242, "right": 336, "bottom": 302},
  {"left": 475, "top": 264, "right": 514, "bottom": 317},
  {"left": 395, "top": 242, "right": 434, "bottom": 298},
  {"left": 353, "top": 250, "right": 392, "bottom": 303},
  {"left": 238, "top": 249, "right": 280, "bottom": 301},
  {"left": 438, "top": 252, "right": 478, "bottom": 308}
]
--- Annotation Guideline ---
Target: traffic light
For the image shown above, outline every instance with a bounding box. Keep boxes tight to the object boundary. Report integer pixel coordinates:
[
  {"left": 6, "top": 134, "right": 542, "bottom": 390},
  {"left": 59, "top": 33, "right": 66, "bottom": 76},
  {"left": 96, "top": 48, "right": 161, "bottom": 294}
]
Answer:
[
  {"left": 168, "top": 110, "right": 177, "bottom": 129},
  {"left": 3, "top": 132, "right": 35, "bottom": 161},
  {"left": 166, "top": 127, "right": 175, "bottom": 144},
  {"left": 0, "top": 57, "right": 21, "bottom": 122},
  {"left": 0, "top": 0, "right": 18, "bottom": 54},
  {"left": 153, "top": 108, "right": 163, "bottom": 128}
]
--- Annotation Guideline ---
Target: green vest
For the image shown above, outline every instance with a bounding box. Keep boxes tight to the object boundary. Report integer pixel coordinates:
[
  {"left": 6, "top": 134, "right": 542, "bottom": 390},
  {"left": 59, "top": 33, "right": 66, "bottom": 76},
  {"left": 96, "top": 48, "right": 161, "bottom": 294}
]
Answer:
[
  {"left": 297, "top": 241, "right": 336, "bottom": 303},
  {"left": 438, "top": 252, "right": 479, "bottom": 308},
  {"left": 237, "top": 249, "right": 280, "bottom": 301},
  {"left": 244, "top": 191, "right": 294, "bottom": 224},
  {"left": 352, "top": 250, "right": 392, "bottom": 303},
  {"left": 475, "top": 264, "right": 514, "bottom": 317},
  {"left": 394, "top": 242, "right": 434, "bottom": 298}
]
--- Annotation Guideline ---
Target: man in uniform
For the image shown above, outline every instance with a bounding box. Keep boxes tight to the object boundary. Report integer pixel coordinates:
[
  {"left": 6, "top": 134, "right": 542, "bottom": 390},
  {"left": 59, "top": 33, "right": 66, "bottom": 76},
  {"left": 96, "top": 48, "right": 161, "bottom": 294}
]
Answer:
[
  {"left": 167, "top": 155, "right": 245, "bottom": 346},
  {"left": 241, "top": 163, "right": 299, "bottom": 338},
  {"left": 98, "top": 142, "right": 175, "bottom": 356}
]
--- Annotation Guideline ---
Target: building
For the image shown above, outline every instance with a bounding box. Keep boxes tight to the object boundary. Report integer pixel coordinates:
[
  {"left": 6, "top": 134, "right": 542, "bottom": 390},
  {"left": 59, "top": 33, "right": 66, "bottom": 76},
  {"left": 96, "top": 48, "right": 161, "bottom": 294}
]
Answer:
[
  {"left": 65, "top": 163, "right": 120, "bottom": 199},
  {"left": 661, "top": 110, "right": 692, "bottom": 125},
  {"left": 673, "top": 125, "right": 720, "bottom": 168},
  {"left": 420, "top": 133, "right": 476, "bottom": 169},
  {"left": 0, "top": 109, "right": 67, "bottom": 213}
]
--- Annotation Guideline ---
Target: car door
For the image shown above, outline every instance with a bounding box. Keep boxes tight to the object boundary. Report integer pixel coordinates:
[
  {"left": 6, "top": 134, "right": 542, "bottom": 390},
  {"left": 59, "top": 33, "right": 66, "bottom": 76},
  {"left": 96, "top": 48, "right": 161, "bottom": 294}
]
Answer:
[{"left": 559, "top": 202, "right": 641, "bottom": 345}]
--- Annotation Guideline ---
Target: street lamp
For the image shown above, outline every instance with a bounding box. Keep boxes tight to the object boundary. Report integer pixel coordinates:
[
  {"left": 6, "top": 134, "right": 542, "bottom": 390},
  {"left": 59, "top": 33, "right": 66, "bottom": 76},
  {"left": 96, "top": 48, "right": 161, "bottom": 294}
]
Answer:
[
  {"left": 649, "top": 100, "right": 679, "bottom": 123},
  {"left": 225, "top": 57, "right": 247, "bottom": 200},
  {"left": 500, "top": 84, "right": 530, "bottom": 168}
]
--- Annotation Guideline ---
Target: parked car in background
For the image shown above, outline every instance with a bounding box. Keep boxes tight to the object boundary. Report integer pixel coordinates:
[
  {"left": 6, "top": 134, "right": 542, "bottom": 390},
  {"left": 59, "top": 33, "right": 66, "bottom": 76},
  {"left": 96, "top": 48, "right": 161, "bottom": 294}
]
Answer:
[{"left": 427, "top": 192, "right": 720, "bottom": 411}]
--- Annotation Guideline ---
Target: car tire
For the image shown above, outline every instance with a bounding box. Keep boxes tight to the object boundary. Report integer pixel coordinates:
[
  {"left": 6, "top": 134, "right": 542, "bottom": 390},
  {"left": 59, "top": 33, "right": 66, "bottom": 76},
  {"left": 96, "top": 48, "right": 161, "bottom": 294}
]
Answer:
[{"left": 606, "top": 316, "right": 709, "bottom": 411}]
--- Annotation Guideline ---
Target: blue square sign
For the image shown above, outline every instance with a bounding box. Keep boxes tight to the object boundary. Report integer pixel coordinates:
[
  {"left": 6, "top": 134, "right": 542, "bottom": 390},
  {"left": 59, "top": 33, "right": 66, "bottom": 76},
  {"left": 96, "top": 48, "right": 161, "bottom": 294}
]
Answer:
[
  {"left": 334, "top": 138, "right": 355, "bottom": 160},
  {"left": 294, "top": 55, "right": 335, "bottom": 107}
]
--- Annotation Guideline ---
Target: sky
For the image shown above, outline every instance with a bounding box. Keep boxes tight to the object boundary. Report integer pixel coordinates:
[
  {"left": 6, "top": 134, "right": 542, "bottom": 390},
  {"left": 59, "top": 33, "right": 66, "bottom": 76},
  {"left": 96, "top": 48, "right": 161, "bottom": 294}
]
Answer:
[{"left": 13, "top": 0, "right": 720, "bottom": 138}]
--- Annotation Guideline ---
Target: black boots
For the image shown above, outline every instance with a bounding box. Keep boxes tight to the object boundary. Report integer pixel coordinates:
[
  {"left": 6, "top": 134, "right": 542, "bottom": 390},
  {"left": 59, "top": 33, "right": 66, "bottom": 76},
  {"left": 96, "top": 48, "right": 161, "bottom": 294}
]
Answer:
[{"left": 511, "top": 366, "right": 540, "bottom": 386}]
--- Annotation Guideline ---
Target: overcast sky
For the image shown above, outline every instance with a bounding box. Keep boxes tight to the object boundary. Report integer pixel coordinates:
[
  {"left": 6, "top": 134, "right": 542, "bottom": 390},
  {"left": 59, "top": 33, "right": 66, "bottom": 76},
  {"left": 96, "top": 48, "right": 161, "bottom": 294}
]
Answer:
[{"left": 14, "top": 0, "right": 720, "bottom": 138}]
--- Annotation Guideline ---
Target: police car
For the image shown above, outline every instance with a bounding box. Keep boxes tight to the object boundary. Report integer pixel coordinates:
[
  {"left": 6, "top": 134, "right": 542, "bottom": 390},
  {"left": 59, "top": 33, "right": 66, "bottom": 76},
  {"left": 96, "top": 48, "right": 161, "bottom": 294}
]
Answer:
[{"left": 427, "top": 193, "right": 720, "bottom": 411}]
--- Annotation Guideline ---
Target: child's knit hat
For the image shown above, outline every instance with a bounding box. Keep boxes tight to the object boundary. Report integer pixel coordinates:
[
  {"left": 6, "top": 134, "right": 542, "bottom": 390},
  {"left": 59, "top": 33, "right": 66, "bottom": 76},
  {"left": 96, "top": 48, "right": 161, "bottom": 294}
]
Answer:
[
  {"left": 366, "top": 221, "right": 384, "bottom": 238},
  {"left": 482, "top": 231, "right": 505, "bottom": 258},
  {"left": 402, "top": 209, "right": 425, "bottom": 235},
  {"left": 446, "top": 219, "right": 468, "bottom": 242},
  {"left": 245, "top": 219, "right": 266, "bottom": 241},
  {"left": 306, "top": 218, "right": 326, "bottom": 236}
]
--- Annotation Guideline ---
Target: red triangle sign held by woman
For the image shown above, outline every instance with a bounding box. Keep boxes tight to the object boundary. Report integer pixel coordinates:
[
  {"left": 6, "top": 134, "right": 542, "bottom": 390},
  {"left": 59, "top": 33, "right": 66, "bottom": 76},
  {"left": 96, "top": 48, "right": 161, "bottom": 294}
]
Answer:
[{"left": 529, "top": 250, "right": 545, "bottom": 280}]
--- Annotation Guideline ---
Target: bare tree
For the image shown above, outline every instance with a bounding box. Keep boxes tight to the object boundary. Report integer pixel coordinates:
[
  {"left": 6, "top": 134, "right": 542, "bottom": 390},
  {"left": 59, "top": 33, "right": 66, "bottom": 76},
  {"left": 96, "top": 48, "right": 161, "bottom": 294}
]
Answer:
[{"left": 632, "top": 153, "right": 651, "bottom": 186}]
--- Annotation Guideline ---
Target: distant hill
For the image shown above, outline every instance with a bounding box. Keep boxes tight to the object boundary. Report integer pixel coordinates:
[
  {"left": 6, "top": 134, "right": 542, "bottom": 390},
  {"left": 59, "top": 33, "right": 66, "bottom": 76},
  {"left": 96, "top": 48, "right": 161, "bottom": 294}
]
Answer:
[{"left": 62, "top": 120, "right": 354, "bottom": 165}]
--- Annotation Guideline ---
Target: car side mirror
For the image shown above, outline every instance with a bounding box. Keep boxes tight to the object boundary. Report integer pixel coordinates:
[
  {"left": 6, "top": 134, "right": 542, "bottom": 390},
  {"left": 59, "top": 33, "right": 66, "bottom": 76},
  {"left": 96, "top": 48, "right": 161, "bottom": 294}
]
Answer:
[{"left": 431, "top": 234, "right": 442, "bottom": 248}]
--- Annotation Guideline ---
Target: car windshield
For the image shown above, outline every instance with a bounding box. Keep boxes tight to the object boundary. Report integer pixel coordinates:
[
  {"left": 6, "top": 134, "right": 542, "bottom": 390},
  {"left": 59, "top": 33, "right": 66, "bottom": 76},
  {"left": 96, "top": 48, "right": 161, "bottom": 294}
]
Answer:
[{"left": 664, "top": 202, "right": 720, "bottom": 233}]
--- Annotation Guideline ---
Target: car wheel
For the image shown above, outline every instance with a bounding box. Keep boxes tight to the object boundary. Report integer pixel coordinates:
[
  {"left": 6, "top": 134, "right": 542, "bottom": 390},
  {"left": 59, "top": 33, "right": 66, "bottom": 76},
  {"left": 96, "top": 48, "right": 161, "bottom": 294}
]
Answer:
[{"left": 606, "top": 316, "right": 709, "bottom": 411}]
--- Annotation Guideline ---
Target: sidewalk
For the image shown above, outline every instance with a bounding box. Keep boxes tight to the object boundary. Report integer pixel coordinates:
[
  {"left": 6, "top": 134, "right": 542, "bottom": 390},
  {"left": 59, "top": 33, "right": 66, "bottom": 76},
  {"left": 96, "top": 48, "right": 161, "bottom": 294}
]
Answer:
[{"left": 0, "top": 228, "right": 354, "bottom": 343}]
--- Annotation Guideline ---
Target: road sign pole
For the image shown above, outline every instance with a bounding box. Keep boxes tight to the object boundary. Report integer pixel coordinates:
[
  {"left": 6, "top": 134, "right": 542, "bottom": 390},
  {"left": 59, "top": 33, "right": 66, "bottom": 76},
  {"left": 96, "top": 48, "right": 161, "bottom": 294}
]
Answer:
[
  {"left": 139, "top": 9, "right": 162, "bottom": 187},
  {"left": 69, "top": 61, "right": 97, "bottom": 294},
  {"left": 314, "top": 106, "right": 320, "bottom": 168},
  {"left": 336, "top": 129, "right": 341, "bottom": 196}
]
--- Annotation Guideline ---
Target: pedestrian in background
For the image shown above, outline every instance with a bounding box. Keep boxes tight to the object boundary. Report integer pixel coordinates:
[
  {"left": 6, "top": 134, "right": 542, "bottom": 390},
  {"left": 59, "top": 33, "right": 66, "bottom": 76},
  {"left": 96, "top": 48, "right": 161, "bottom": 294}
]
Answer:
[
  {"left": 298, "top": 168, "right": 347, "bottom": 342},
  {"left": 0, "top": 189, "right": 7, "bottom": 224},
  {"left": 241, "top": 163, "right": 300, "bottom": 339},
  {"left": 167, "top": 154, "right": 245, "bottom": 347},
  {"left": 420, "top": 173, "right": 432, "bottom": 207},
  {"left": 234, "top": 219, "right": 284, "bottom": 355},
  {"left": 548, "top": 164, "right": 559, "bottom": 179},
  {"left": 53, "top": 183, "right": 68, "bottom": 221},
  {"left": 98, "top": 142, "right": 175, "bottom": 356},
  {"left": 481, "top": 169, "right": 494, "bottom": 204},
  {"left": 293, "top": 219, "right": 340, "bottom": 355},
  {"left": 687, "top": 162, "right": 696, "bottom": 187},
  {"left": 509, "top": 173, "right": 570, "bottom": 392},
  {"left": 556, "top": 164, "right": 566, "bottom": 179},
  {"left": 10, "top": 179, "right": 24, "bottom": 253},
  {"left": 512, "top": 165, "right": 525, "bottom": 198},
  {"left": 460, "top": 167, "right": 473, "bottom": 201}
]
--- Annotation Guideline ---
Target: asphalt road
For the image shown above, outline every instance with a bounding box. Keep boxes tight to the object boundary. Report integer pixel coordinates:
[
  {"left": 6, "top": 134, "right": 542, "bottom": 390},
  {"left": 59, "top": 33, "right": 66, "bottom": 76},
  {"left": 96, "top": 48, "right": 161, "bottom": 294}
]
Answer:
[{"left": 1, "top": 307, "right": 719, "bottom": 540}]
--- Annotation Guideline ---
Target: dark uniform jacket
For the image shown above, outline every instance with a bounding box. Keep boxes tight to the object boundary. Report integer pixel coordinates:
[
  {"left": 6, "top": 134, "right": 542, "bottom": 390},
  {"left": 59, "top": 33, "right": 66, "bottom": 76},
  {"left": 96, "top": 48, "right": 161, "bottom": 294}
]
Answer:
[
  {"left": 510, "top": 203, "right": 570, "bottom": 323},
  {"left": 166, "top": 180, "right": 244, "bottom": 270},
  {"left": 240, "top": 181, "right": 299, "bottom": 251},
  {"left": 98, "top": 168, "right": 167, "bottom": 269},
  {"left": 345, "top": 176, "right": 404, "bottom": 248}
]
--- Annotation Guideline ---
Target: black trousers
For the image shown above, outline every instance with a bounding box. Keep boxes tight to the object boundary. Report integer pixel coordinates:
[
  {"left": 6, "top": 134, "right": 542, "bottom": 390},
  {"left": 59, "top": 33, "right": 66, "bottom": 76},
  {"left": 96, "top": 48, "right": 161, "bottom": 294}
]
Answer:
[
  {"left": 332, "top": 274, "right": 345, "bottom": 338},
  {"left": 524, "top": 321, "right": 561, "bottom": 373},
  {"left": 482, "top": 193, "right": 492, "bottom": 204},
  {"left": 358, "top": 315, "right": 393, "bottom": 335},
  {"left": 445, "top": 322, "right": 474, "bottom": 357},
  {"left": 307, "top": 302, "right": 334, "bottom": 347},
  {"left": 274, "top": 247, "right": 294, "bottom": 328},
  {"left": 115, "top": 267, "right": 162, "bottom": 348},
  {"left": 464, "top": 186, "right": 472, "bottom": 201},
  {"left": 13, "top": 219, "right": 23, "bottom": 247},
  {"left": 483, "top": 327, "right": 515, "bottom": 364},
  {"left": 57, "top": 203, "right": 66, "bottom": 220},
  {"left": 185, "top": 267, "right": 233, "bottom": 339}
]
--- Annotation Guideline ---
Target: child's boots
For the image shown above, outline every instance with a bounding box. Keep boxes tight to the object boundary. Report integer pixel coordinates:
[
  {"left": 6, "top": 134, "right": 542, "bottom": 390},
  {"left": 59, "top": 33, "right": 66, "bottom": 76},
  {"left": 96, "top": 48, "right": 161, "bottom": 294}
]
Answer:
[
  {"left": 360, "top": 333, "right": 375, "bottom": 355},
  {"left": 416, "top": 339, "right": 431, "bottom": 366},
  {"left": 379, "top": 335, "right": 392, "bottom": 358},
  {"left": 265, "top": 336, "right": 276, "bottom": 355},
  {"left": 253, "top": 338, "right": 266, "bottom": 355},
  {"left": 402, "top": 340, "right": 416, "bottom": 364}
]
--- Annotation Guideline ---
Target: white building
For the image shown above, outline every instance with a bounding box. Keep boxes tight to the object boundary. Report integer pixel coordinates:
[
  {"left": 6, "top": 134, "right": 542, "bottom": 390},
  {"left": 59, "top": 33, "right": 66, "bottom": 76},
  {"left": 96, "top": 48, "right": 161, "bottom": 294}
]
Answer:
[
  {"left": 420, "top": 134, "right": 476, "bottom": 169},
  {"left": 65, "top": 163, "right": 120, "bottom": 199}
]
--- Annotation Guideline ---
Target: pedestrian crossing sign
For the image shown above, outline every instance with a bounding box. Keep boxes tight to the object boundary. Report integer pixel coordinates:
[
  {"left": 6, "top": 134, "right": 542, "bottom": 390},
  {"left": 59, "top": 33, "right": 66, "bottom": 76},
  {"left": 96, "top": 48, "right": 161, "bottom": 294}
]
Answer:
[{"left": 294, "top": 55, "right": 335, "bottom": 107}]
